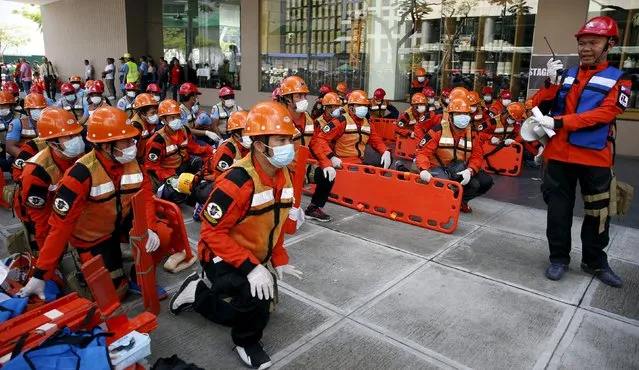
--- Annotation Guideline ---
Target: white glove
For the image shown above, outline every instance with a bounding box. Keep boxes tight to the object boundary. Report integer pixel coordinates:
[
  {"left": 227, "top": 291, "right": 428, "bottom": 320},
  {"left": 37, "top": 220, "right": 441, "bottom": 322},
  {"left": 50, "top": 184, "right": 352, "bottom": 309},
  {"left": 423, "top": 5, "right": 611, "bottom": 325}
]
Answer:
[
  {"left": 546, "top": 58, "right": 564, "bottom": 84},
  {"left": 457, "top": 169, "right": 472, "bottom": 186},
  {"left": 145, "top": 229, "right": 160, "bottom": 252},
  {"left": 330, "top": 156, "right": 342, "bottom": 169},
  {"left": 275, "top": 265, "right": 303, "bottom": 281},
  {"left": 205, "top": 131, "right": 221, "bottom": 142},
  {"left": 167, "top": 176, "right": 179, "bottom": 190},
  {"left": 288, "top": 207, "right": 305, "bottom": 230},
  {"left": 247, "top": 264, "right": 274, "bottom": 300},
  {"left": 17, "top": 277, "right": 45, "bottom": 300},
  {"left": 410, "top": 131, "right": 415, "bottom": 139},
  {"left": 534, "top": 146, "right": 544, "bottom": 165},
  {"left": 532, "top": 116, "right": 555, "bottom": 130},
  {"left": 504, "top": 139, "right": 515, "bottom": 146},
  {"left": 490, "top": 137, "right": 500, "bottom": 145},
  {"left": 419, "top": 170, "right": 432, "bottom": 183},
  {"left": 323, "top": 166, "right": 336, "bottom": 182},
  {"left": 381, "top": 151, "right": 392, "bottom": 169}
]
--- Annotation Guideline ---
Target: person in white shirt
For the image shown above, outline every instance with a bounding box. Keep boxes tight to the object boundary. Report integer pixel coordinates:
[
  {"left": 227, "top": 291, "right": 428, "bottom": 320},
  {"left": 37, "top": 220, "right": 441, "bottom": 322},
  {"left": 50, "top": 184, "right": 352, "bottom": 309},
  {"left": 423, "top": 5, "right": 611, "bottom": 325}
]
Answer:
[
  {"left": 102, "top": 58, "right": 116, "bottom": 100},
  {"left": 84, "top": 60, "right": 94, "bottom": 81}
]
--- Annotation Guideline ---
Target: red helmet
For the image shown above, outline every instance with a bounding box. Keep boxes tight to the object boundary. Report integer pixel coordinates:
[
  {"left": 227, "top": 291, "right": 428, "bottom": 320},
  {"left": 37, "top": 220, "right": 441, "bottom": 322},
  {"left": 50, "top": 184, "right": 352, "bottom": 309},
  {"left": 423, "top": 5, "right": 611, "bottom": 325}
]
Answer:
[
  {"left": 30, "top": 84, "right": 44, "bottom": 94},
  {"left": 575, "top": 16, "right": 620, "bottom": 43},
  {"left": 219, "top": 86, "right": 234, "bottom": 98},
  {"left": 88, "top": 84, "right": 103, "bottom": 94},
  {"left": 60, "top": 83, "right": 75, "bottom": 95},
  {"left": 125, "top": 82, "right": 137, "bottom": 91},
  {"left": 481, "top": 86, "right": 493, "bottom": 95},
  {"left": 373, "top": 88, "right": 386, "bottom": 101},
  {"left": 500, "top": 90, "right": 512, "bottom": 99},
  {"left": 319, "top": 84, "right": 332, "bottom": 95},
  {"left": 441, "top": 88, "right": 452, "bottom": 98},
  {"left": 271, "top": 86, "right": 281, "bottom": 101},
  {"left": 422, "top": 87, "right": 435, "bottom": 98},
  {"left": 3, "top": 81, "right": 19, "bottom": 94},
  {"left": 94, "top": 80, "right": 105, "bottom": 91},
  {"left": 145, "top": 83, "right": 160, "bottom": 93},
  {"left": 179, "top": 82, "right": 200, "bottom": 96}
]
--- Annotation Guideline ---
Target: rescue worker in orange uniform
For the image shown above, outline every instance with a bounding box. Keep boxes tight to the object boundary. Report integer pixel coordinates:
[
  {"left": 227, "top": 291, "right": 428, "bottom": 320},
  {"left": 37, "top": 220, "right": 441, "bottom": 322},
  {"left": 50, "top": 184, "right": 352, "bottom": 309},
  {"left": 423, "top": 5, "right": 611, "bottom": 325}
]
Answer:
[
  {"left": 313, "top": 90, "right": 392, "bottom": 172},
  {"left": 6, "top": 93, "right": 44, "bottom": 158},
  {"left": 145, "top": 99, "right": 213, "bottom": 203},
  {"left": 531, "top": 16, "right": 628, "bottom": 287},
  {"left": 17, "top": 106, "right": 165, "bottom": 300},
  {"left": 421, "top": 87, "right": 440, "bottom": 113},
  {"left": 369, "top": 88, "right": 399, "bottom": 119},
  {"left": 397, "top": 92, "right": 430, "bottom": 139},
  {"left": 191, "top": 110, "right": 251, "bottom": 221},
  {"left": 86, "top": 84, "right": 110, "bottom": 116},
  {"left": 416, "top": 97, "right": 493, "bottom": 214},
  {"left": 481, "top": 86, "right": 494, "bottom": 110},
  {"left": 468, "top": 91, "right": 489, "bottom": 134},
  {"left": 130, "top": 93, "right": 159, "bottom": 161},
  {"left": 69, "top": 75, "right": 85, "bottom": 100},
  {"left": 0, "top": 91, "right": 25, "bottom": 171},
  {"left": 439, "top": 88, "right": 452, "bottom": 110},
  {"left": 521, "top": 98, "right": 544, "bottom": 167},
  {"left": 13, "top": 107, "right": 85, "bottom": 254},
  {"left": 311, "top": 84, "right": 333, "bottom": 119},
  {"left": 483, "top": 102, "right": 525, "bottom": 146},
  {"left": 3, "top": 81, "right": 26, "bottom": 114},
  {"left": 488, "top": 89, "right": 512, "bottom": 117},
  {"left": 314, "top": 92, "right": 343, "bottom": 132},
  {"left": 170, "top": 102, "right": 303, "bottom": 370},
  {"left": 335, "top": 82, "right": 348, "bottom": 105},
  {"left": 271, "top": 86, "right": 281, "bottom": 102},
  {"left": 410, "top": 68, "right": 430, "bottom": 95},
  {"left": 278, "top": 76, "right": 336, "bottom": 222}
]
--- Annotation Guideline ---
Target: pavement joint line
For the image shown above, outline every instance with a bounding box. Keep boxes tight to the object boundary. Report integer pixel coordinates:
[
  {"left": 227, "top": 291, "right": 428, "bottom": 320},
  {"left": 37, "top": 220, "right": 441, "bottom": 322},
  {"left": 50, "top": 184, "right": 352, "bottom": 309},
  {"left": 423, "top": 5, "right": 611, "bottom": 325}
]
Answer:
[
  {"left": 278, "top": 283, "right": 347, "bottom": 316},
  {"left": 426, "top": 224, "right": 485, "bottom": 262},
  {"left": 578, "top": 305, "right": 639, "bottom": 328},
  {"left": 544, "top": 309, "right": 588, "bottom": 370},
  {"left": 532, "top": 305, "right": 579, "bottom": 370},
  {"left": 282, "top": 228, "right": 326, "bottom": 248}
]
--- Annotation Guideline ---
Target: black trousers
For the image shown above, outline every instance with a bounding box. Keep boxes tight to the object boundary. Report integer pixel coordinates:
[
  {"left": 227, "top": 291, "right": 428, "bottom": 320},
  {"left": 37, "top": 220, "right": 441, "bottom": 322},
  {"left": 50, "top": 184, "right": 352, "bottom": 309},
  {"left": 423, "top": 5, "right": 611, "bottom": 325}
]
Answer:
[
  {"left": 306, "top": 164, "right": 334, "bottom": 208},
  {"left": 195, "top": 261, "right": 271, "bottom": 347},
  {"left": 431, "top": 167, "right": 494, "bottom": 204},
  {"left": 542, "top": 159, "right": 612, "bottom": 269},
  {"left": 44, "top": 77, "right": 56, "bottom": 99}
]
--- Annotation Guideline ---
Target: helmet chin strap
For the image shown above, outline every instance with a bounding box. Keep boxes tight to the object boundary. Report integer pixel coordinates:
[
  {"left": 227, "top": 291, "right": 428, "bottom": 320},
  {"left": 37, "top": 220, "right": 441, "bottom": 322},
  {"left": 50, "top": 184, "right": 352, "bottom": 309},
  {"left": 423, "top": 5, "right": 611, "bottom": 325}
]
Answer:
[{"left": 594, "top": 37, "right": 612, "bottom": 65}]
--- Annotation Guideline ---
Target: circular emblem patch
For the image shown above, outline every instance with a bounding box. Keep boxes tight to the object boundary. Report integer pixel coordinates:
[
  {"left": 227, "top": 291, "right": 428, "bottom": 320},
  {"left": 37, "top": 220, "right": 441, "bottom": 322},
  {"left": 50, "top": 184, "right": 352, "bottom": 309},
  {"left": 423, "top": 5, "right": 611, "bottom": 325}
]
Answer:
[
  {"left": 218, "top": 161, "right": 229, "bottom": 170},
  {"left": 54, "top": 198, "right": 70, "bottom": 213},
  {"left": 27, "top": 196, "right": 45, "bottom": 207},
  {"left": 148, "top": 153, "right": 158, "bottom": 161},
  {"left": 206, "top": 203, "right": 223, "bottom": 220},
  {"left": 322, "top": 125, "right": 331, "bottom": 134},
  {"left": 397, "top": 121, "right": 405, "bottom": 128},
  {"left": 419, "top": 138, "right": 427, "bottom": 147},
  {"left": 14, "top": 158, "right": 25, "bottom": 169}
]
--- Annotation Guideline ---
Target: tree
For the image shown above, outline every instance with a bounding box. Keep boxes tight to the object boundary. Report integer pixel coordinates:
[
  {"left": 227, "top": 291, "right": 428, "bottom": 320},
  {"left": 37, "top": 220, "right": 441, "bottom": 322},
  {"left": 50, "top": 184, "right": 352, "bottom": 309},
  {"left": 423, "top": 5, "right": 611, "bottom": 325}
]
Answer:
[
  {"left": 12, "top": 5, "right": 42, "bottom": 32},
  {"left": 0, "top": 26, "right": 30, "bottom": 62},
  {"left": 164, "top": 27, "right": 186, "bottom": 51}
]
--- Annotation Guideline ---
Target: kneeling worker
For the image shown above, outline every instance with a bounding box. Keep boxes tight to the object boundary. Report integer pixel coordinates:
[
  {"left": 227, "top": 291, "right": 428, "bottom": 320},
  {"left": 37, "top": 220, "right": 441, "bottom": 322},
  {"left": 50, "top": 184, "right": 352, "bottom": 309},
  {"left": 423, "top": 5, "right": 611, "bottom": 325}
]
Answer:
[
  {"left": 170, "top": 102, "right": 303, "bottom": 370},
  {"left": 415, "top": 96, "right": 493, "bottom": 213},
  {"left": 18, "top": 106, "right": 165, "bottom": 300}
]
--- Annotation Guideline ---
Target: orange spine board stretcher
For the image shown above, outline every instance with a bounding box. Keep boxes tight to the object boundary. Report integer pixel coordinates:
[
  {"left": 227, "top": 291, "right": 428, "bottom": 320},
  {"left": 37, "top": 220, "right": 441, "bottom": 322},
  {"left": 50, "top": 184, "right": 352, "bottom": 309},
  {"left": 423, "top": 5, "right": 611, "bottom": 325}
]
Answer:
[
  {"left": 394, "top": 136, "right": 418, "bottom": 160},
  {"left": 285, "top": 145, "right": 310, "bottom": 234},
  {"left": 304, "top": 163, "right": 463, "bottom": 234},
  {"left": 369, "top": 118, "right": 397, "bottom": 144},
  {"left": 154, "top": 196, "right": 197, "bottom": 270},
  {"left": 481, "top": 142, "right": 523, "bottom": 177}
]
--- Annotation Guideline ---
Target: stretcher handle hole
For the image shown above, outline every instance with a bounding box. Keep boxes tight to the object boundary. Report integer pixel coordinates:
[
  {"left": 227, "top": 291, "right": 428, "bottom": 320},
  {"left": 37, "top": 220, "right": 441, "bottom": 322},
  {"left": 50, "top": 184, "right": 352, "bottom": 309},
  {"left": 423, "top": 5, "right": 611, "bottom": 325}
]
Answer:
[
  {"left": 409, "top": 215, "right": 423, "bottom": 223},
  {"left": 441, "top": 217, "right": 456, "bottom": 230},
  {"left": 374, "top": 206, "right": 387, "bottom": 214}
]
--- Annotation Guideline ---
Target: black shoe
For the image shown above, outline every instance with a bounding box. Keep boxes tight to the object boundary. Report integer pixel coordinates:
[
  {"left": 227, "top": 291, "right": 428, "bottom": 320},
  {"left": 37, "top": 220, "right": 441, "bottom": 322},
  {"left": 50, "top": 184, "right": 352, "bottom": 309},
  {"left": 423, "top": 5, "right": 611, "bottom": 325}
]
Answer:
[
  {"left": 580, "top": 263, "right": 623, "bottom": 288},
  {"left": 544, "top": 263, "right": 568, "bottom": 281},
  {"left": 235, "top": 342, "right": 272, "bottom": 369},
  {"left": 305, "top": 205, "right": 331, "bottom": 222},
  {"left": 169, "top": 271, "right": 201, "bottom": 315},
  {"left": 394, "top": 160, "right": 410, "bottom": 172}
]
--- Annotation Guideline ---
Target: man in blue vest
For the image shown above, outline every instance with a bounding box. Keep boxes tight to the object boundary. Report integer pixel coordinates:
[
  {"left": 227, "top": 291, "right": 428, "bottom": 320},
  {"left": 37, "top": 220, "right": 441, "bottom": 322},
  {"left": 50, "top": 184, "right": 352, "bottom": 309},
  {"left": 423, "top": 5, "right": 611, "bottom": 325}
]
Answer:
[{"left": 531, "top": 16, "right": 630, "bottom": 287}]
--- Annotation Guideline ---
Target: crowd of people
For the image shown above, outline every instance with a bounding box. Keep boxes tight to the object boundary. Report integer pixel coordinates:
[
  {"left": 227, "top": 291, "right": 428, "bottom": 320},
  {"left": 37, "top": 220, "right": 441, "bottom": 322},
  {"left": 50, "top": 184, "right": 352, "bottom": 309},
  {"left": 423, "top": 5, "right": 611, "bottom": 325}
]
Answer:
[{"left": 0, "top": 15, "right": 629, "bottom": 370}]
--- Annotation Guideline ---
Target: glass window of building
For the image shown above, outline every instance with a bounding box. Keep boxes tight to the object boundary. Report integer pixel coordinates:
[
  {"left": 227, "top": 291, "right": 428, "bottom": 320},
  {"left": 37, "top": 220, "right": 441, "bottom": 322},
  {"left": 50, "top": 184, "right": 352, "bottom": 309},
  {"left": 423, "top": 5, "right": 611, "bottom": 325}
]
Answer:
[
  {"left": 587, "top": 1, "right": 639, "bottom": 109},
  {"left": 163, "top": 0, "right": 241, "bottom": 90},
  {"left": 260, "top": 0, "right": 537, "bottom": 103}
]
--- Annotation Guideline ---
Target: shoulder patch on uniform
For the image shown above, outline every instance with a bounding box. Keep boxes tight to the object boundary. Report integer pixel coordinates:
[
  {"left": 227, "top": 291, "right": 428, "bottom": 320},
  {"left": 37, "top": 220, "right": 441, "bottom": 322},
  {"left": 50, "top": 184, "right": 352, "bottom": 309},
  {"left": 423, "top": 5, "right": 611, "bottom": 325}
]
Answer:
[
  {"left": 205, "top": 202, "right": 223, "bottom": 220},
  {"left": 152, "top": 134, "right": 165, "bottom": 144},
  {"left": 432, "top": 124, "right": 443, "bottom": 133},
  {"left": 225, "top": 167, "right": 251, "bottom": 188},
  {"left": 13, "top": 158, "right": 25, "bottom": 170},
  {"left": 418, "top": 138, "right": 427, "bottom": 148},
  {"left": 7, "top": 123, "right": 13, "bottom": 132},
  {"left": 397, "top": 121, "right": 405, "bottom": 128},
  {"left": 148, "top": 152, "right": 159, "bottom": 162},
  {"left": 202, "top": 188, "right": 234, "bottom": 225},
  {"left": 322, "top": 124, "right": 331, "bottom": 133},
  {"left": 26, "top": 184, "right": 48, "bottom": 209},
  {"left": 217, "top": 160, "right": 230, "bottom": 171},
  {"left": 618, "top": 85, "right": 630, "bottom": 109},
  {"left": 68, "top": 163, "right": 91, "bottom": 183}
]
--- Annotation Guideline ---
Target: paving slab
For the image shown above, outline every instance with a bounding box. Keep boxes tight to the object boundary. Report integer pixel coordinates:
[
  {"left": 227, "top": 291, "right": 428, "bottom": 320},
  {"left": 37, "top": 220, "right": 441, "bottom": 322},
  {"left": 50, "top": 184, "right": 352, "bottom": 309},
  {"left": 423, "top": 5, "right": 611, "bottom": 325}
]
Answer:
[
  {"left": 436, "top": 227, "right": 592, "bottom": 303},
  {"left": 608, "top": 225, "right": 639, "bottom": 264},
  {"left": 548, "top": 309, "right": 639, "bottom": 370},
  {"left": 582, "top": 258, "right": 639, "bottom": 322},
  {"left": 284, "top": 228, "right": 423, "bottom": 312},
  {"left": 276, "top": 321, "right": 444, "bottom": 370},
  {"left": 0, "top": 209, "right": 20, "bottom": 228},
  {"left": 330, "top": 212, "right": 478, "bottom": 259},
  {"left": 355, "top": 263, "right": 572, "bottom": 370},
  {"left": 458, "top": 197, "right": 511, "bottom": 226},
  {"left": 185, "top": 220, "right": 201, "bottom": 240},
  {"left": 148, "top": 291, "right": 336, "bottom": 370}
]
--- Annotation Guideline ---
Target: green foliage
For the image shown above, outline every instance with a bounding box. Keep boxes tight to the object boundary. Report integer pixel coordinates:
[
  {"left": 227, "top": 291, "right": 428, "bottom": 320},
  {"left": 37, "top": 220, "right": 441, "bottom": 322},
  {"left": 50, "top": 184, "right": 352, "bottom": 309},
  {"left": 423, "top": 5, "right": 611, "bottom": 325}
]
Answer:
[
  {"left": 12, "top": 5, "right": 42, "bottom": 32},
  {"left": 0, "top": 26, "right": 30, "bottom": 57},
  {"left": 164, "top": 27, "right": 186, "bottom": 51}
]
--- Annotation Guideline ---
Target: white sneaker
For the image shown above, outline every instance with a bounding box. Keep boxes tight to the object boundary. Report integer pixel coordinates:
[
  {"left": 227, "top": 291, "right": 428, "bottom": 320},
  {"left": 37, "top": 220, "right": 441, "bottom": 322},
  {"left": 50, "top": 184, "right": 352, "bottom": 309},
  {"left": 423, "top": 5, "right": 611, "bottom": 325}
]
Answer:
[
  {"left": 169, "top": 271, "right": 201, "bottom": 315},
  {"left": 235, "top": 343, "right": 272, "bottom": 369}
]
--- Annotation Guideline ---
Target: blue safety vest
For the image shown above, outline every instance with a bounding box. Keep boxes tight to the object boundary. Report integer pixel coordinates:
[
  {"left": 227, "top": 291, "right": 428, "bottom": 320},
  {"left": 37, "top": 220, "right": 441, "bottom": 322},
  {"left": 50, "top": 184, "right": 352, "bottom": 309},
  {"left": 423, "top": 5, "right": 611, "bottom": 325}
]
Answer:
[{"left": 552, "top": 66, "right": 624, "bottom": 150}]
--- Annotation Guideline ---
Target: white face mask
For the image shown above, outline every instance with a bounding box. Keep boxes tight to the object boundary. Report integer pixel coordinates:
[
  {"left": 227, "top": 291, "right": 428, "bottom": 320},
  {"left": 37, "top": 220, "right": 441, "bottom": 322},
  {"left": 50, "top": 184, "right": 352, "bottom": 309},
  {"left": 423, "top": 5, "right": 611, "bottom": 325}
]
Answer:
[
  {"left": 30, "top": 109, "right": 42, "bottom": 121},
  {"left": 114, "top": 144, "right": 137, "bottom": 163},
  {"left": 0, "top": 108, "right": 11, "bottom": 117},
  {"left": 416, "top": 105, "right": 426, "bottom": 113},
  {"left": 65, "top": 94, "right": 76, "bottom": 102},
  {"left": 153, "top": 95, "right": 161, "bottom": 102},
  {"left": 506, "top": 117, "right": 516, "bottom": 125},
  {"left": 470, "top": 106, "right": 477, "bottom": 113},
  {"left": 502, "top": 99, "right": 511, "bottom": 105},
  {"left": 224, "top": 99, "right": 235, "bottom": 108},
  {"left": 484, "top": 96, "right": 492, "bottom": 102},
  {"left": 72, "top": 83, "right": 80, "bottom": 90},
  {"left": 452, "top": 114, "right": 471, "bottom": 129},
  {"left": 126, "top": 91, "right": 136, "bottom": 98},
  {"left": 295, "top": 99, "right": 309, "bottom": 112},
  {"left": 330, "top": 107, "right": 342, "bottom": 118},
  {"left": 147, "top": 114, "right": 159, "bottom": 124},
  {"left": 240, "top": 135, "right": 252, "bottom": 149},
  {"left": 264, "top": 143, "right": 295, "bottom": 168},
  {"left": 354, "top": 106, "right": 368, "bottom": 118},
  {"left": 417, "top": 76, "right": 425, "bottom": 82},
  {"left": 168, "top": 118, "right": 183, "bottom": 131},
  {"left": 192, "top": 104, "right": 200, "bottom": 114},
  {"left": 90, "top": 96, "right": 102, "bottom": 105},
  {"left": 60, "top": 136, "right": 85, "bottom": 158},
  {"left": 427, "top": 98, "right": 435, "bottom": 105}
]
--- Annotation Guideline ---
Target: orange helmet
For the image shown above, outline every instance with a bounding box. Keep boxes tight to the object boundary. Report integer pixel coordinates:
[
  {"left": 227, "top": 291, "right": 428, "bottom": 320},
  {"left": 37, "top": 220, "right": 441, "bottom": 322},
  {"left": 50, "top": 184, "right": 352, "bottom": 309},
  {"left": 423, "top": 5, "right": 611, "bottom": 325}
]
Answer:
[
  {"left": 411, "top": 93, "right": 428, "bottom": 105},
  {"left": 347, "top": 90, "right": 370, "bottom": 105},
  {"left": 525, "top": 98, "right": 534, "bottom": 110},
  {"left": 449, "top": 87, "right": 470, "bottom": 101},
  {"left": 280, "top": 76, "right": 309, "bottom": 96},
  {"left": 415, "top": 68, "right": 427, "bottom": 77},
  {"left": 85, "top": 80, "right": 95, "bottom": 90},
  {"left": 227, "top": 110, "right": 249, "bottom": 132},
  {"left": 448, "top": 97, "right": 472, "bottom": 113},
  {"left": 468, "top": 91, "right": 480, "bottom": 106},
  {"left": 86, "top": 106, "right": 140, "bottom": 143},
  {"left": 38, "top": 107, "right": 84, "bottom": 140},
  {"left": 70, "top": 76, "right": 82, "bottom": 83},
  {"left": 134, "top": 93, "right": 158, "bottom": 110},
  {"left": 506, "top": 102, "right": 526, "bottom": 121},
  {"left": 24, "top": 93, "right": 47, "bottom": 109},
  {"left": 322, "top": 92, "right": 342, "bottom": 106},
  {"left": 336, "top": 82, "right": 348, "bottom": 94},
  {"left": 0, "top": 91, "right": 17, "bottom": 105},
  {"left": 157, "top": 99, "right": 181, "bottom": 117},
  {"left": 244, "top": 101, "right": 297, "bottom": 137}
]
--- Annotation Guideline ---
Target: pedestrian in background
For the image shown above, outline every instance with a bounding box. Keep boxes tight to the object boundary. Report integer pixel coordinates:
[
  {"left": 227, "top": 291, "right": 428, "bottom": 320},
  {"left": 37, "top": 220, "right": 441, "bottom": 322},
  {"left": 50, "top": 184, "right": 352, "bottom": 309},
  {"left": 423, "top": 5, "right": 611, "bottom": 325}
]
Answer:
[
  {"left": 158, "top": 59, "right": 169, "bottom": 101},
  {"left": 139, "top": 55, "right": 149, "bottom": 92},
  {"left": 19, "top": 58, "right": 32, "bottom": 93},
  {"left": 40, "top": 56, "right": 57, "bottom": 100},
  {"left": 102, "top": 57, "right": 116, "bottom": 100},
  {"left": 84, "top": 59, "right": 94, "bottom": 81},
  {"left": 170, "top": 59, "right": 183, "bottom": 101}
]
